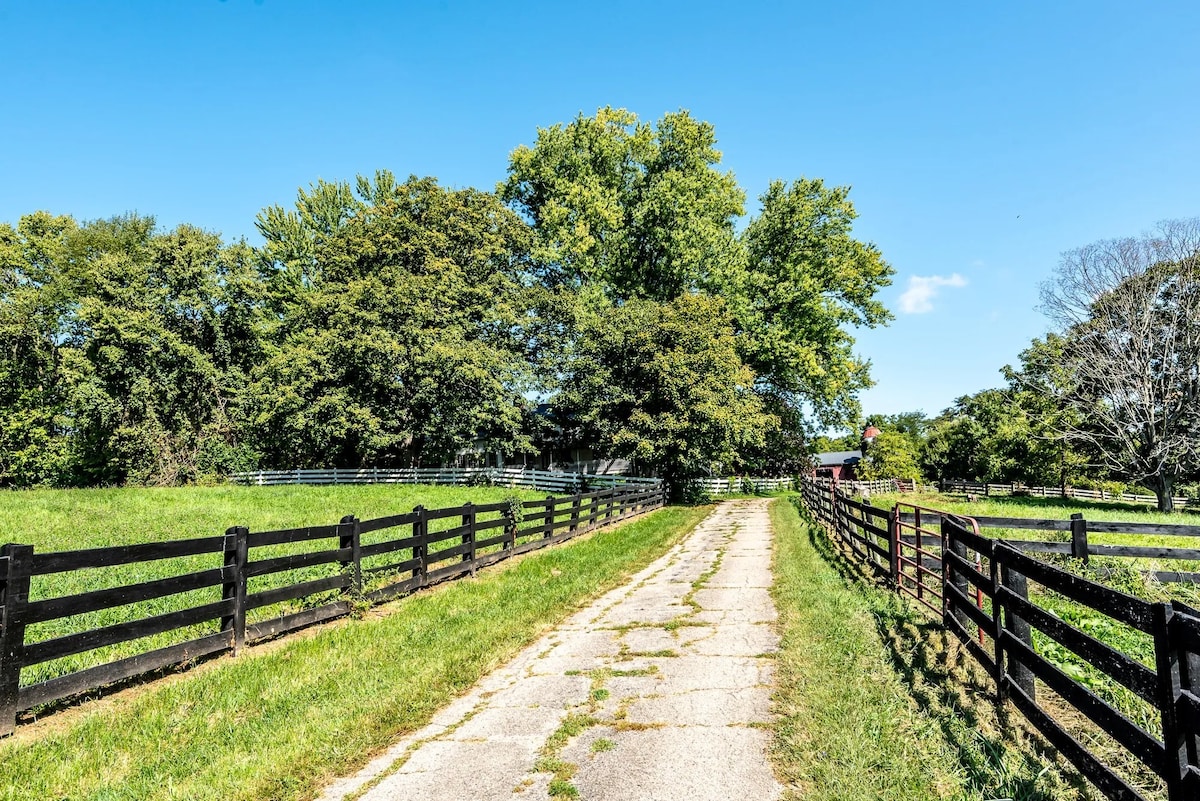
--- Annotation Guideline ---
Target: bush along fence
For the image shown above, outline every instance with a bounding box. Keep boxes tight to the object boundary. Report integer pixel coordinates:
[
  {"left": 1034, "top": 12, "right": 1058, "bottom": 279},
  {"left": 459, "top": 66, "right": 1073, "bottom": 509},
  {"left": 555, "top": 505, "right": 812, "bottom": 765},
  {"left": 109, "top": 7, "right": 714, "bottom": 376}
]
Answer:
[
  {"left": 230, "top": 467, "right": 661, "bottom": 493},
  {"left": 940, "top": 479, "right": 1190, "bottom": 509},
  {"left": 800, "top": 477, "right": 1200, "bottom": 801},
  {"left": 0, "top": 482, "right": 665, "bottom": 736}
]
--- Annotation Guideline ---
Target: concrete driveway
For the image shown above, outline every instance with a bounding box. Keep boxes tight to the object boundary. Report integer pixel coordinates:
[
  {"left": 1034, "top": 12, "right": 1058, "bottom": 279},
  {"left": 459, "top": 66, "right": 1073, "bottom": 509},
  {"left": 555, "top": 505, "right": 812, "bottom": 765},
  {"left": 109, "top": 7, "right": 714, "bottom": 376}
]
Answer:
[{"left": 319, "top": 499, "right": 782, "bottom": 801}]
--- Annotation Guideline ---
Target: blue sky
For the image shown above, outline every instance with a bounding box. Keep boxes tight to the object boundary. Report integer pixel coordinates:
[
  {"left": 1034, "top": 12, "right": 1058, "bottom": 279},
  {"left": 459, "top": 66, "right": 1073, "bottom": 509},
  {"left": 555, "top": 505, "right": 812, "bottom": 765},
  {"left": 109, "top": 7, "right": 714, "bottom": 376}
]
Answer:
[{"left": 3, "top": 1, "right": 1198, "bottom": 427}]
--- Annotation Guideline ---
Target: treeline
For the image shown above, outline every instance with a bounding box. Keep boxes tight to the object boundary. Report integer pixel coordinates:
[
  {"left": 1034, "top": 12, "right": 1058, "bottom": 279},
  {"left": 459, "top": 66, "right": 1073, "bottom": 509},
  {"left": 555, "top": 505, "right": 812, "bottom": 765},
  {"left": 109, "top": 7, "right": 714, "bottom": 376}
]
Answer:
[
  {"left": 0, "top": 108, "right": 893, "bottom": 494},
  {"left": 826, "top": 217, "right": 1200, "bottom": 512}
]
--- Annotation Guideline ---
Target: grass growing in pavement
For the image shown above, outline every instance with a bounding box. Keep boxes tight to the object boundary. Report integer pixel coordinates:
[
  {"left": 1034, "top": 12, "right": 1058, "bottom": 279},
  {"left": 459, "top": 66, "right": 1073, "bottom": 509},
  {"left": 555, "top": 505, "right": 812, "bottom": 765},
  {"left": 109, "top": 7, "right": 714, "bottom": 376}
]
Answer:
[
  {"left": 0, "top": 505, "right": 708, "bottom": 801},
  {"left": 769, "top": 497, "right": 1095, "bottom": 801}
]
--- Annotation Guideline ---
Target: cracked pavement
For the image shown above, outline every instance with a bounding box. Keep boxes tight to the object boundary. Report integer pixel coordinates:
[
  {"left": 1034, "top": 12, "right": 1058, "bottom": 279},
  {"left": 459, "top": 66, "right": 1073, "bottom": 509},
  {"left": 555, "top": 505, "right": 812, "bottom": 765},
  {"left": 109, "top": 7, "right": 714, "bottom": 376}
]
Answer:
[{"left": 318, "top": 499, "right": 782, "bottom": 801}]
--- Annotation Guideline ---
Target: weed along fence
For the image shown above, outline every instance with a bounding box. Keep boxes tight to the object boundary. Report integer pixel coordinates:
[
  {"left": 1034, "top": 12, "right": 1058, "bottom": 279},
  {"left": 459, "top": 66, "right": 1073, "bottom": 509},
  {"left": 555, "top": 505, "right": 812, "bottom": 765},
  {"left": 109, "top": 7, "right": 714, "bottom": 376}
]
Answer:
[
  {"left": 800, "top": 477, "right": 1200, "bottom": 801},
  {"left": 0, "top": 481, "right": 665, "bottom": 735}
]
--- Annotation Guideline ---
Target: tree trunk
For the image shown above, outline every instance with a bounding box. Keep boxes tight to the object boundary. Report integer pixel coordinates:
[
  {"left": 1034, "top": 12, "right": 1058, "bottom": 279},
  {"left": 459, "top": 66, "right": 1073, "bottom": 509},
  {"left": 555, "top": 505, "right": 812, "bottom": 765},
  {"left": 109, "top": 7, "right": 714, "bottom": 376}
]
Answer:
[{"left": 1151, "top": 472, "right": 1176, "bottom": 513}]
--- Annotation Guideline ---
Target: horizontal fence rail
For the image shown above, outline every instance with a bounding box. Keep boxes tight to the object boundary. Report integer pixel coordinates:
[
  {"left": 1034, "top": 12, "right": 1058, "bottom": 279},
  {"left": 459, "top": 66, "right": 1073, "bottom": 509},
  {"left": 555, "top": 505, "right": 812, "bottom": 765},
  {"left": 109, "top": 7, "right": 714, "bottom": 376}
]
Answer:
[
  {"left": 229, "top": 467, "right": 661, "bottom": 492},
  {"left": 0, "top": 481, "right": 665, "bottom": 735},
  {"left": 800, "top": 477, "right": 1200, "bottom": 801}
]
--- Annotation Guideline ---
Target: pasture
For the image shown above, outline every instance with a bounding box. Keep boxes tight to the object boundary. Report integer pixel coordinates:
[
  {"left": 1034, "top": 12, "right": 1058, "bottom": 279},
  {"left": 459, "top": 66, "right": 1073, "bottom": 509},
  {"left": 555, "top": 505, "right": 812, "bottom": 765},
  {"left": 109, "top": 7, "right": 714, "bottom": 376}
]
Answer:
[
  {"left": 870, "top": 490, "right": 1200, "bottom": 602},
  {"left": 2, "top": 484, "right": 546, "bottom": 689}
]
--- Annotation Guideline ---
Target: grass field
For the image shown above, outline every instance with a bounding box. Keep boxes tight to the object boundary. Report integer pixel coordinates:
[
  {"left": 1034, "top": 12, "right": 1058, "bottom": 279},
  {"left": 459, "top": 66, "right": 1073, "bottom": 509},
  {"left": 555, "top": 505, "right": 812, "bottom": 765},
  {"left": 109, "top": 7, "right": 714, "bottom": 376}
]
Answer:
[
  {"left": 871, "top": 490, "right": 1200, "bottom": 596},
  {"left": 0, "top": 504, "right": 707, "bottom": 801},
  {"left": 3, "top": 484, "right": 547, "bottom": 688},
  {"left": 770, "top": 497, "right": 1092, "bottom": 801}
]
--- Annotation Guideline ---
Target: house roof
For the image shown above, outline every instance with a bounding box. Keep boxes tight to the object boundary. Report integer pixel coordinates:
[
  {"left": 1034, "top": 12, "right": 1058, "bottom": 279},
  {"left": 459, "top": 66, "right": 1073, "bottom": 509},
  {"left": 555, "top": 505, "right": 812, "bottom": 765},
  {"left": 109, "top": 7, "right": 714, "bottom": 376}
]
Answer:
[{"left": 813, "top": 450, "right": 862, "bottom": 467}]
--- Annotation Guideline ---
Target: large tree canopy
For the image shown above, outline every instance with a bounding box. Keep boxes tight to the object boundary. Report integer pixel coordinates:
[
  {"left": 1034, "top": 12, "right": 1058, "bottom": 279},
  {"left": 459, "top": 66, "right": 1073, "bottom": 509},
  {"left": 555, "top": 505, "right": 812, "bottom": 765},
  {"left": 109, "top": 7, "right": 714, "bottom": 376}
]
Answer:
[
  {"left": 554, "top": 294, "right": 771, "bottom": 497},
  {"left": 0, "top": 212, "right": 261, "bottom": 486},
  {"left": 502, "top": 108, "right": 892, "bottom": 481},
  {"left": 0, "top": 108, "right": 894, "bottom": 489},
  {"left": 1035, "top": 218, "right": 1200, "bottom": 510},
  {"left": 248, "top": 172, "right": 539, "bottom": 468}
]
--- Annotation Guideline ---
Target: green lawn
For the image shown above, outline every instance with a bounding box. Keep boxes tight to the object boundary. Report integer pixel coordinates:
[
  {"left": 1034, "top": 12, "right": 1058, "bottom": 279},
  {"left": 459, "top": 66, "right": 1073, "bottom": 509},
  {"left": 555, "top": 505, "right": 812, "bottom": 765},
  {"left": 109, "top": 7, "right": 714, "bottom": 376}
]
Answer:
[
  {"left": 2, "top": 482, "right": 549, "bottom": 551},
  {"left": 0, "top": 504, "right": 707, "bottom": 801},
  {"left": 771, "top": 497, "right": 1094, "bottom": 801},
  {"left": 4, "top": 484, "right": 548, "bottom": 687}
]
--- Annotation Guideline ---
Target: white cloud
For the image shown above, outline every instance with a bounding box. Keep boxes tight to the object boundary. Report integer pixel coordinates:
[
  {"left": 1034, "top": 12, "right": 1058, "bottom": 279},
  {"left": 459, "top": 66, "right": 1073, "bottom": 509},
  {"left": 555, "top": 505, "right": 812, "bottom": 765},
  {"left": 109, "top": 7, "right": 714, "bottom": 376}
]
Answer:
[{"left": 898, "top": 273, "right": 968, "bottom": 314}]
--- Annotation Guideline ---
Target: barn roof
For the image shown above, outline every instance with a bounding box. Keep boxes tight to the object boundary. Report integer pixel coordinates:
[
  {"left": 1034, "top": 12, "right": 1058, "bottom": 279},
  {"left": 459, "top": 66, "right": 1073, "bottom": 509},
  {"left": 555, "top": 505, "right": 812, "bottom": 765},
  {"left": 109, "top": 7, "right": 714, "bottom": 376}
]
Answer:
[{"left": 813, "top": 450, "right": 862, "bottom": 467}]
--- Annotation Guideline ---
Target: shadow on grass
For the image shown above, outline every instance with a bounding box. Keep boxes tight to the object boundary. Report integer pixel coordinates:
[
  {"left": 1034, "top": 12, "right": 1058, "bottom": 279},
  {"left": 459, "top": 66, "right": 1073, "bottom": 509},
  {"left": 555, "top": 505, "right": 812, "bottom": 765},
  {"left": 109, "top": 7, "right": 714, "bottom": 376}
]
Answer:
[{"left": 796, "top": 501, "right": 1097, "bottom": 801}]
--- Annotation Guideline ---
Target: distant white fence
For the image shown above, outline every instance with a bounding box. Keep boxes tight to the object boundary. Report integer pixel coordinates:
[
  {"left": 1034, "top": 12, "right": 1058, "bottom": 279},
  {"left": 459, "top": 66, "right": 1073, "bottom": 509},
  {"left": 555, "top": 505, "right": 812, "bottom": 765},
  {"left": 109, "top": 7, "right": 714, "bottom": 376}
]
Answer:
[
  {"left": 696, "top": 476, "right": 796, "bottom": 495},
  {"left": 230, "top": 467, "right": 661, "bottom": 493},
  {"left": 939, "top": 479, "right": 1189, "bottom": 507},
  {"left": 812, "top": 477, "right": 935, "bottom": 494}
]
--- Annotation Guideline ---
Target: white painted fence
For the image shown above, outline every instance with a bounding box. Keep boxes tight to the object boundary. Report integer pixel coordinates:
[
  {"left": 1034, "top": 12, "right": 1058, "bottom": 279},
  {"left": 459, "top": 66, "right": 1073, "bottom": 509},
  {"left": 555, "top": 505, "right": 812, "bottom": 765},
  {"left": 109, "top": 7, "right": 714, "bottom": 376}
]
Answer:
[
  {"left": 229, "top": 467, "right": 661, "bottom": 493},
  {"left": 939, "top": 479, "right": 1189, "bottom": 508},
  {"left": 696, "top": 476, "right": 796, "bottom": 495}
]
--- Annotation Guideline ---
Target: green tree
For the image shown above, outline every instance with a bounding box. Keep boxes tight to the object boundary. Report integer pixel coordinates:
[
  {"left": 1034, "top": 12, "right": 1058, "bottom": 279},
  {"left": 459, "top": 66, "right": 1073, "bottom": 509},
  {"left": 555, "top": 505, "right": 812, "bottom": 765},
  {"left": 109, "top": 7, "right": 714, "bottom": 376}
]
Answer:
[
  {"left": 732, "top": 179, "right": 893, "bottom": 430},
  {"left": 0, "top": 212, "right": 263, "bottom": 486},
  {"left": 1038, "top": 219, "right": 1200, "bottom": 511},
  {"left": 502, "top": 108, "right": 893, "bottom": 476},
  {"left": 500, "top": 107, "right": 744, "bottom": 300},
  {"left": 859, "top": 429, "right": 922, "bottom": 481},
  {"left": 1001, "top": 334, "right": 1091, "bottom": 489},
  {"left": 0, "top": 213, "right": 73, "bottom": 485},
  {"left": 61, "top": 217, "right": 261, "bottom": 484},
  {"left": 247, "top": 173, "right": 538, "bottom": 468},
  {"left": 555, "top": 295, "right": 772, "bottom": 498}
]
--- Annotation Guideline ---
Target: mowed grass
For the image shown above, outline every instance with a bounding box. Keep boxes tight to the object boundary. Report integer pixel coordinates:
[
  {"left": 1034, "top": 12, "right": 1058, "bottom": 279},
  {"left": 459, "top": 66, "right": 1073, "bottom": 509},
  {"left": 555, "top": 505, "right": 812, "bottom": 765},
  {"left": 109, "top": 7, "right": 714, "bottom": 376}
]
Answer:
[
  {"left": 770, "top": 497, "right": 1092, "bottom": 801},
  {"left": 1, "top": 483, "right": 548, "bottom": 551},
  {"left": 3, "top": 484, "right": 546, "bottom": 688},
  {"left": 0, "top": 504, "right": 708, "bottom": 801}
]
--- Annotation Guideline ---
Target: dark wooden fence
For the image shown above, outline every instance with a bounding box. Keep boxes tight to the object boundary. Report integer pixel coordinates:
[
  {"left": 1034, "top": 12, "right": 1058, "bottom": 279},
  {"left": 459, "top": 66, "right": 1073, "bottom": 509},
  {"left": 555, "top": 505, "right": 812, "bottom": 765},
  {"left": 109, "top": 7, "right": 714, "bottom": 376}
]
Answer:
[
  {"left": 0, "top": 482, "right": 665, "bottom": 736},
  {"left": 800, "top": 478, "right": 1200, "bottom": 801}
]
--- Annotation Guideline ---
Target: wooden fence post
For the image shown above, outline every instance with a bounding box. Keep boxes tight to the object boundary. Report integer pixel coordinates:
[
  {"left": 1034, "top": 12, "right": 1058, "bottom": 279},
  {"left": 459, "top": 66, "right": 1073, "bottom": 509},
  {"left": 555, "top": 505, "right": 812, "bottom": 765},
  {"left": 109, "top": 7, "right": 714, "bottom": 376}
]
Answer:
[
  {"left": 220, "top": 526, "right": 249, "bottom": 655},
  {"left": 1070, "top": 513, "right": 1088, "bottom": 563},
  {"left": 1154, "top": 603, "right": 1190, "bottom": 801},
  {"left": 990, "top": 548, "right": 1005, "bottom": 702},
  {"left": 888, "top": 508, "right": 901, "bottom": 587},
  {"left": 569, "top": 493, "right": 582, "bottom": 533},
  {"left": 543, "top": 496, "right": 556, "bottom": 538},
  {"left": 1000, "top": 561, "right": 1036, "bottom": 701},
  {"left": 413, "top": 506, "right": 428, "bottom": 584},
  {"left": 339, "top": 514, "right": 362, "bottom": 596},
  {"left": 0, "top": 544, "right": 33, "bottom": 736},
  {"left": 946, "top": 527, "right": 970, "bottom": 631},
  {"left": 503, "top": 502, "right": 518, "bottom": 550},
  {"left": 461, "top": 503, "right": 476, "bottom": 575}
]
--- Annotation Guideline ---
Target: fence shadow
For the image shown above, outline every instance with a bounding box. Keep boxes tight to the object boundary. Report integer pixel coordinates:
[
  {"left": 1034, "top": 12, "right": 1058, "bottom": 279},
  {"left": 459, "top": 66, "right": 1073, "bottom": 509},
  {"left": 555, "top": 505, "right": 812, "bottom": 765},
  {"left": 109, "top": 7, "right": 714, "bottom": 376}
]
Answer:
[{"left": 799, "top": 504, "right": 1098, "bottom": 801}]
